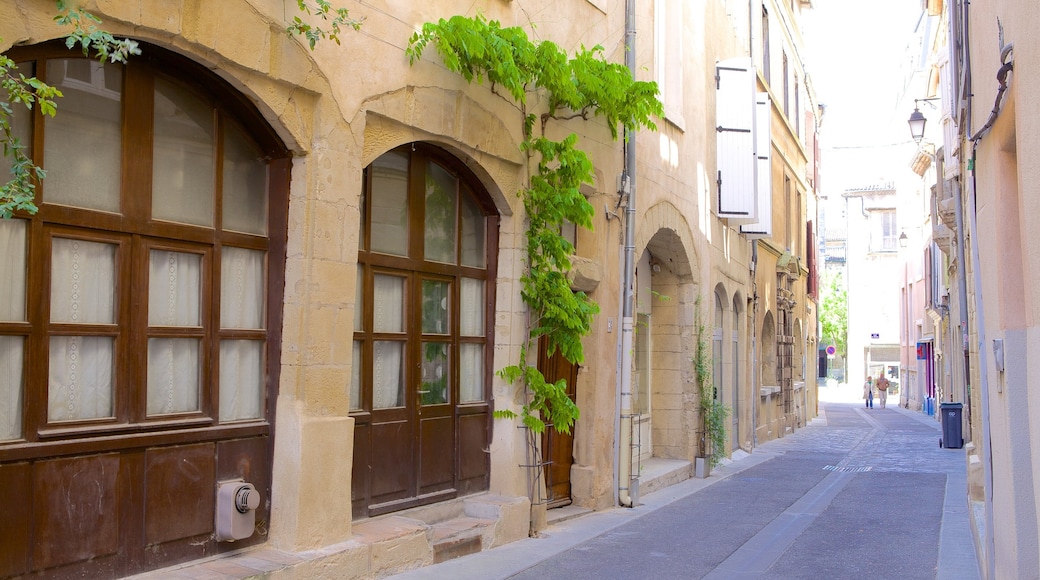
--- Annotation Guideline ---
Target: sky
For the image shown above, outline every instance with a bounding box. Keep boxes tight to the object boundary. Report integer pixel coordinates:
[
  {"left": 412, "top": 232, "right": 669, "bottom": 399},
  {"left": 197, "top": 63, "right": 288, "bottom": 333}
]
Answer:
[{"left": 801, "top": 0, "right": 926, "bottom": 195}]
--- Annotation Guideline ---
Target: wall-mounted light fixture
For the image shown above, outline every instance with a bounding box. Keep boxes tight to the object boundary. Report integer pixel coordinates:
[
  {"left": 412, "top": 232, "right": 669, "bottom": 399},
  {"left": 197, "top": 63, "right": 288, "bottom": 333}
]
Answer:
[
  {"left": 899, "top": 232, "right": 909, "bottom": 248},
  {"left": 907, "top": 97, "right": 941, "bottom": 143}
]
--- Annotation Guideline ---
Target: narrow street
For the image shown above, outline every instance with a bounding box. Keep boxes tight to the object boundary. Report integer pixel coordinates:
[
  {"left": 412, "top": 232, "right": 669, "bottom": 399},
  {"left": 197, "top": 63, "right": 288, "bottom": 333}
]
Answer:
[{"left": 394, "top": 385, "right": 980, "bottom": 579}]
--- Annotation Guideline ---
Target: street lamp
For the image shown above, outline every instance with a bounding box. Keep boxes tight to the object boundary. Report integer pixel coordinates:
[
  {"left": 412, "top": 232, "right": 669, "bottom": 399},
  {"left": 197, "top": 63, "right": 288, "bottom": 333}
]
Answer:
[
  {"left": 899, "top": 232, "right": 908, "bottom": 248},
  {"left": 907, "top": 97, "right": 941, "bottom": 143}
]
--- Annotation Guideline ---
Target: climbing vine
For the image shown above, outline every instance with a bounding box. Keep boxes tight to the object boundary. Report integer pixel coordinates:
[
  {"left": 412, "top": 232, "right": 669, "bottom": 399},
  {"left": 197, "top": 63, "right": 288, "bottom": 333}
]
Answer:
[
  {"left": 694, "top": 298, "right": 730, "bottom": 467},
  {"left": 407, "top": 14, "right": 662, "bottom": 437}
]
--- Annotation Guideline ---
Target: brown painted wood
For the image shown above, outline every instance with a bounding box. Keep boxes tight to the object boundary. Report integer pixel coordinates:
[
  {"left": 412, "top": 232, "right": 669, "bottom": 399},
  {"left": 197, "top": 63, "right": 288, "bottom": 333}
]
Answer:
[
  {"left": 33, "top": 454, "right": 121, "bottom": 570},
  {"left": 0, "top": 462, "right": 31, "bottom": 577},
  {"left": 0, "top": 42, "right": 286, "bottom": 577},
  {"left": 144, "top": 444, "right": 216, "bottom": 545},
  {"left": 351, "top": 145, "right": 495, "bottom": 519},
  {"left": 419, "top": 415, "right": 453, "bottom": 493},
  {"left": 539, "top": 338, "right": 578, "bottom": 508}
]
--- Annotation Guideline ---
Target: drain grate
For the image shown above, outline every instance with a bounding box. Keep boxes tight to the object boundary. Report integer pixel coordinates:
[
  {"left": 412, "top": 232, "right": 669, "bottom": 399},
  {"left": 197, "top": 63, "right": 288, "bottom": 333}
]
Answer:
[{"left": 824, "top": 465, "right": 873, "bottom": 473}]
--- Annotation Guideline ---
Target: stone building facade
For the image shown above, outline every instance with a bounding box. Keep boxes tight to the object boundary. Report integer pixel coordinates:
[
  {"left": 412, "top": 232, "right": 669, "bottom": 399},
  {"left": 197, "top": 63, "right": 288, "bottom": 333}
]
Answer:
[{"left": 0, "top": 1, "right": 819, "bottom": 577}]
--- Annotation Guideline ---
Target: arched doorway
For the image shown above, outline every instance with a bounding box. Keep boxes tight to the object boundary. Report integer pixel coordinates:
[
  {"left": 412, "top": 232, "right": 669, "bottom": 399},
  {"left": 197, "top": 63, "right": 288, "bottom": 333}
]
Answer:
[
  {"left": 634, "top": 226, "right": 697, "bottom": 463},
  {"left": 351, "top": 143, "right": 499, "bottom": 518}
]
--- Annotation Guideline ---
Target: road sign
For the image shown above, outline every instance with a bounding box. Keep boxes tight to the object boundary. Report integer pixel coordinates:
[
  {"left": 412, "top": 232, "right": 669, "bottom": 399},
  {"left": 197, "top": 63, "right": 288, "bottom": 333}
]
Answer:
[{"left": 826, "top": 345, "right": 836, "bottom": 355}]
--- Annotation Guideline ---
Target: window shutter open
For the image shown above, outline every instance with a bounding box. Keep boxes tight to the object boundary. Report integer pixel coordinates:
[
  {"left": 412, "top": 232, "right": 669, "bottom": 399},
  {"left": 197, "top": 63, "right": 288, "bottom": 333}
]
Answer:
[
  {"left": 716, "top": 58, "right": 757, "bottom": 221},
  {"left": 741, "top": 92, "right": 773, "bottom": 238}
]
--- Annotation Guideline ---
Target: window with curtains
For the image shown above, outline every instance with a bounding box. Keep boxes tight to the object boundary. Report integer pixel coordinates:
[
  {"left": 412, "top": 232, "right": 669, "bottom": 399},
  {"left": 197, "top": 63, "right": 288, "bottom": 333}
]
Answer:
[
  {"left": 0, "top": 44, "right": 288, "bottom": 444},
  {"left": 352, "top": 145, "right": 495, "bottom": 413}
]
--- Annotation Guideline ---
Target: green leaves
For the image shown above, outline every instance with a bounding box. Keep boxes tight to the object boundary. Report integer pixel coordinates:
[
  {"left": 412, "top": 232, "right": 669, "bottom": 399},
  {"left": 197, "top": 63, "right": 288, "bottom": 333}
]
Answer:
[
  {"left": 408, "top": 14, "right": 662, "bottom": 137},
  {"left": 496, "top": 365, "right": 580, "bottom": 435},
  {"left": 54, "top": 1, "right": 141, "bottom": 63},
  {"left": 287, "top": 0, "right": 364, "bottom": 50},
  {"left": 409, "top": 14, "right": 662, "bottom": 439},
  {"left": 694, "top": 298, "right": 729, "bottom": 466},
  {"left": 820, "top": 272, "right": 848, "bottom": 360},
  {"left": 2, "top": 2, "right": 142, "bottom": 216}
]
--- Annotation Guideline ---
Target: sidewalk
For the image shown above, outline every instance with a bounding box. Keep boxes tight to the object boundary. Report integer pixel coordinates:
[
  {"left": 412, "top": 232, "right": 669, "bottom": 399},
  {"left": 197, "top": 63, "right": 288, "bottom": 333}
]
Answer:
[{"left": 392, "top": 397, "right": 977, "bottom": 579}]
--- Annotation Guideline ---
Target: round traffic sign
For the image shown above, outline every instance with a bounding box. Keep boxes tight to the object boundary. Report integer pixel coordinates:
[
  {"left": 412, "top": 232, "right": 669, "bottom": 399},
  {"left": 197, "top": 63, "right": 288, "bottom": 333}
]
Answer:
[{"left": 826, "top": 345, "right": 836, "bottom": 355}]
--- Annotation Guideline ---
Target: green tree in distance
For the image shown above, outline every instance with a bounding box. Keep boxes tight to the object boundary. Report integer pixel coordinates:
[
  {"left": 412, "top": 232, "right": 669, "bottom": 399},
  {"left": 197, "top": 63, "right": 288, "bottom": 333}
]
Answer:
[{"left": 819, "top": 271, "right": 848, "bottom": 377}]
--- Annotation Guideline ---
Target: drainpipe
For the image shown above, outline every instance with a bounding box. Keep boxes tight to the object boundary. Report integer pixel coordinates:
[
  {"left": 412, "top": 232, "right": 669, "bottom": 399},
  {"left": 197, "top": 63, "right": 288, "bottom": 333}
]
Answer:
[
  {"left": 951, "top": 180, "right": 969, "bottom": 405},
  {"left": 617, "top": 0, "right": 637, "bottom": 508},
  {"left": 750, "top": 240, "right": 758, "bottom": 448},
  {"left": 965, "top": 161, "right": 994, "bottom": 580}
]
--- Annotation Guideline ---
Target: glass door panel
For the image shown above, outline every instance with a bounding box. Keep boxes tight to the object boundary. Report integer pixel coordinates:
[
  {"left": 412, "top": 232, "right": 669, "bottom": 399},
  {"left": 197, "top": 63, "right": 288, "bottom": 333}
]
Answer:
[
  {"left": 424, "top": 161, "right": 458, "bottom": 264},
  {"left": 420, "top": 342, "right": 449, "bottom": 406}
]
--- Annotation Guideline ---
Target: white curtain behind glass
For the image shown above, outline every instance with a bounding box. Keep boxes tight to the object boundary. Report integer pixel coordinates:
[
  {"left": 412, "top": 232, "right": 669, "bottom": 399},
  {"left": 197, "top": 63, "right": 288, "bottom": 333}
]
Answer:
[
  {"left": 372, "top": 275, "right": 404, "bottom": 408},
  {"left": 49, "top": 238, "right": 116, "bottom": 421},
  {"left": 459, "top": 343, "right": 483, "bottom": 403},
  {"left": 0, "top": 220, "right": 26, "bottom": 438},
  {"left": 460, "top": 278, "right": 483, "bottom": 336},
  {"left": 148, "top": 339, "right": 199, "bottom": 414},
  {"left": 0, "top": 219, "right": 27, "bottom": 322},
  {"left": 43, "top": 59, "right": 122, "bottom": 213},
  {"left": 147, "top": 250, "right": 201, "bottom": 415},
  {"left": 0, "top": 337, "right": 24, "bottom": 440},
  {"left": 221, "top": 247, "right": 264, "bottom": 329},
  {"left": 220, "top": 248, "right": 265, "bottom": 421},
  {"left": 219, "top": 340, "right": 263, "bottom": 421}
]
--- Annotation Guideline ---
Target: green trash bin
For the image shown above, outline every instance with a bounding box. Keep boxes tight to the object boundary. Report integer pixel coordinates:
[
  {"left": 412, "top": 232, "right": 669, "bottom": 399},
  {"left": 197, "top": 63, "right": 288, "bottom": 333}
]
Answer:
[{"left": 939, "top": 402, "right": 963, "bottom": 449}]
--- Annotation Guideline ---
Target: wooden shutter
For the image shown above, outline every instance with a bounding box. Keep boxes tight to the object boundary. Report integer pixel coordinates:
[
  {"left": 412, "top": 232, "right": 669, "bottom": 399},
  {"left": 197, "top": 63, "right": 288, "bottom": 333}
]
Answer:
[
  {"left": 741, "top": 92, "right": 773, "bottom": 238},
  {"left": 716, "top": 58, "right": 757, "bottom": 220}
]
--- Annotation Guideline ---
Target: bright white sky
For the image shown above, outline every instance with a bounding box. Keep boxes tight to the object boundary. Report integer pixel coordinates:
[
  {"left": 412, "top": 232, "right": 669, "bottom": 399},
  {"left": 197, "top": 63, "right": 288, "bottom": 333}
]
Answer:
[{"left": 802, "top": 0, "right": 925, "bottom": 194}]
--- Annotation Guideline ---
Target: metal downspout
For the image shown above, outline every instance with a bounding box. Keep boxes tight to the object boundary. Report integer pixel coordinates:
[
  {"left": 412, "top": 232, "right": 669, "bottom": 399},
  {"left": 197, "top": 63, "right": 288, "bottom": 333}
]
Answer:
[
  {"left": 618, "top": 0, "right": 637, "bottom": 508},
  {"left": 966, "top": 157, "right": 995, "bottom": 580}
]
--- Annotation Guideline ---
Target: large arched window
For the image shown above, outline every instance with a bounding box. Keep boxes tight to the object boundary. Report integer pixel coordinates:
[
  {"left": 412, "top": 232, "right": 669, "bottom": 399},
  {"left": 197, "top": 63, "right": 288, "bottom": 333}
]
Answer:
[
  {"left": 0, "top": 43, "right": 287, "bottom": 440},
  {"left": 0, "top": 42, "right": 289, "bottom": 577},
  {"left": 351, "top": 143, "right": 498, "bottom": 518}
]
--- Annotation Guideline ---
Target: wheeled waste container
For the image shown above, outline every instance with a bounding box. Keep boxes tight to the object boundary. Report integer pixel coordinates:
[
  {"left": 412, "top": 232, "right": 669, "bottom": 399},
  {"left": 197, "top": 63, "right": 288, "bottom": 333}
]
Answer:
[{"left": 939, "top": 402, "right": 963, "bottom": 449}]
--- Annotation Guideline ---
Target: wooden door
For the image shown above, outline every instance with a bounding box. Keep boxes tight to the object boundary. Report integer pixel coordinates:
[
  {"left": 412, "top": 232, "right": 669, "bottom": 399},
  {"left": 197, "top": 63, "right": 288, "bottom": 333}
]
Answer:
[
  {"left": 538, "top": 338, "right": 578, "bottom": 508},
  {"left": 351, "top": 145, "right": 495, "bottom": 519}
]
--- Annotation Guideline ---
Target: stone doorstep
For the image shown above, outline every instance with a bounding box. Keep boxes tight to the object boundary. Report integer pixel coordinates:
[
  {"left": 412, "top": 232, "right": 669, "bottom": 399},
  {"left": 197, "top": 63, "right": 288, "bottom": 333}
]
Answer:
[
  {"left": 429, "top": 516, "right": 495, "bottom": 563},
  {"left": 130, "top": 495, "right": 520, "bottom": 579}
]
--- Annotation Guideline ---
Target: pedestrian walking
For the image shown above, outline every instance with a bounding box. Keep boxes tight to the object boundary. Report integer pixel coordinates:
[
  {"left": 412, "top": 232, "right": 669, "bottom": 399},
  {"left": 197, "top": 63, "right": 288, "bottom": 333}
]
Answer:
[
  {"left": 863, "top": 376, "right": 874, "bottom": 408},
  {"left": 877, "top": 375, "right": 889, "bottom": 408}
]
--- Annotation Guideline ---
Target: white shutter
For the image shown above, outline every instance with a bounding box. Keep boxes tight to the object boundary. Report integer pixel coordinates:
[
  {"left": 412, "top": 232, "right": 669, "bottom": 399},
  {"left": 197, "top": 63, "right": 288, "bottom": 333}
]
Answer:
[
  {"left": 741, "top": 93, "right": 773, "bottom": 239},
  {"left": 937, "top": 53, "right": 960, "bottom": 178},
  {"left": 716, "top": 58, "right": 757, "bottom": 220}
]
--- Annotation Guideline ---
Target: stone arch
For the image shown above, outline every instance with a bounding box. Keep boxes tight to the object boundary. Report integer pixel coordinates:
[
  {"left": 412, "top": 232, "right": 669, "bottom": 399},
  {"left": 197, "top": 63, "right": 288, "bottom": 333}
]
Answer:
[
  {"left": 6, "top": 1, "right": 343, "bottom": 154},
  {"left": 360, "top": 88, "right": 528, "bottom": 218},
  {"left": 631, "top": 203, "right": 701, "bottom": 463},
  {"left": 636, "top": 201, "right": 700, "bottom": 282},
  {"left": 794, "top": 318, "right": 805, "bottom": 383},
  {"left": 762, "top": 311, "right": 777, "bottom": 388}
]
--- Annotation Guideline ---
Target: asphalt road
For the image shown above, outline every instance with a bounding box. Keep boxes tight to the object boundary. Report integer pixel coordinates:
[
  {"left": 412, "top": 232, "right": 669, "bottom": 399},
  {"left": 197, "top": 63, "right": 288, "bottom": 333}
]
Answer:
[{"left": 395, "top": 386, "right": 980, "bottom": 579}]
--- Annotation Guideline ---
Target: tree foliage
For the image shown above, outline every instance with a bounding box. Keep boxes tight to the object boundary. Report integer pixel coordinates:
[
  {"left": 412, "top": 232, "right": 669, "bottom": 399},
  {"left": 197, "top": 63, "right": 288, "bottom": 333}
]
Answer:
[
  {"left": 287, "top": 0, "right": 364, "bottom": 50},
  {"left": 408, "top": 14, "right": 662, "bottom": 436},
  {"left": 1, "top": 1, "right": 141, "bottom": 218},
  {"left": 694, "top": 298, "right": 729, "bottom": 466},
  {"left": 819, "top": 271, "right": 848, "bottom": 360}
]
